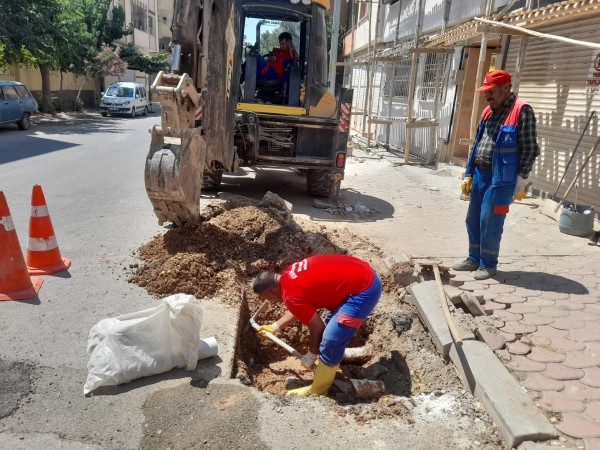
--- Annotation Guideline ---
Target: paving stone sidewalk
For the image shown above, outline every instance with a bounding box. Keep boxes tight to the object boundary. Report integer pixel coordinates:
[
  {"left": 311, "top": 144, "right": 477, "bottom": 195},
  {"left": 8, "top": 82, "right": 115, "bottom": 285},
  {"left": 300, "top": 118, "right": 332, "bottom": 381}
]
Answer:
[{"left": 444, "top": 256, "right": 600, "bottom": 449}]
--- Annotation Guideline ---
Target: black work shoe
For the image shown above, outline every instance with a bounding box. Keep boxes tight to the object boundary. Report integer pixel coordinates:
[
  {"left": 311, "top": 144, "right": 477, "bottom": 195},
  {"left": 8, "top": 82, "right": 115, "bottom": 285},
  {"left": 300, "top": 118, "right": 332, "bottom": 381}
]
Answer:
[
  {"left": 452, "top": 258, "right": 478, "bottom": 271},
  {"left": 474, "top": 266, "right": 497, "bottom": 280}
]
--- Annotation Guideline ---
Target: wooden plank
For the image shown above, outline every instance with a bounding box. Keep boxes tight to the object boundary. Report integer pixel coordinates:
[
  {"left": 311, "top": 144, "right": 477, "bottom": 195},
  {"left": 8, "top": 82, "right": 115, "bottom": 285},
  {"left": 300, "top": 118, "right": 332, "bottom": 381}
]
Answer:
[
  {"left": 476, "top": 25, "right": 530, "bottom": 37},
  {"left": 406, "top": 121, "right": 439, "bottom": 129},
  {"left": 409, "top": 47, "right": 456, "bottom": 54}
]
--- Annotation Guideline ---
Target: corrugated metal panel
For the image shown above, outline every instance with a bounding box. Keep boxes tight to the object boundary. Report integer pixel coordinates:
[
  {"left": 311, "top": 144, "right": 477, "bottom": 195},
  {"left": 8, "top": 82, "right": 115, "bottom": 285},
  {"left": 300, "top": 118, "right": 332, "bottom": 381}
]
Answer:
[{"left": 504, "top": 16, "right": 600, "bottom": 211}]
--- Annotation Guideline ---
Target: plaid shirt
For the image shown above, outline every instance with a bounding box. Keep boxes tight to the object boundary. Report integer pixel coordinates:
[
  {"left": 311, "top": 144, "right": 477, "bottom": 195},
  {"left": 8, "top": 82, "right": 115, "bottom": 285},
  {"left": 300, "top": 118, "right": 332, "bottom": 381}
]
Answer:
[{"left": 473, "top": 94, "right": 540, "bottom": 178}]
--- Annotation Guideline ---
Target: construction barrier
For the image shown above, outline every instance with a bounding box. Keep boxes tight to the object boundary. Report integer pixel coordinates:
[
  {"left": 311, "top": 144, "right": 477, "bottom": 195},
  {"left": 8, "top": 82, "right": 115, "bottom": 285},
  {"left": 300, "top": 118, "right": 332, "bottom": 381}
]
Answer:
[
  {"left": 26, "top": 184, "right": 71, "bottom": 275},
  {"left": 0, "top": 191, "right": 43, "bottom": 301}
]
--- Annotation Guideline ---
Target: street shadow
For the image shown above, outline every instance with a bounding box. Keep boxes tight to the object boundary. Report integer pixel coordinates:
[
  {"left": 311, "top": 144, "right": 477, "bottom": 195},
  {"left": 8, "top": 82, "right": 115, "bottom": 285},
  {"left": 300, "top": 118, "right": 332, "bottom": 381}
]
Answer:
[
  {"left": 87, "top": 355, "right": 223, "bottom": 396},
  {"left": 0, "top": 135, "right": 79, "bottom": 165},
  {"left": 0, "top": 114, "right": 159, "bottom": 164},
  {"left": 496, "top": 270, "right": 589, "bottom": 295},
  {"left": 4, "top": 295, "right": 42, "bottom": 306},
  {"left": 212, "top": 168, "right": 395, "bottom": 223}
]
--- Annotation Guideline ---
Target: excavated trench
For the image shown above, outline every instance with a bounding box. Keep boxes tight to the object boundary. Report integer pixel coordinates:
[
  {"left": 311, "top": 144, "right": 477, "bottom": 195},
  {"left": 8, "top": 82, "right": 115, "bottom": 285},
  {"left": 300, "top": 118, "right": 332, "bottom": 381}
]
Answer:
[{"left": 129, "top": 193, "right": 462, "bottom": 418}]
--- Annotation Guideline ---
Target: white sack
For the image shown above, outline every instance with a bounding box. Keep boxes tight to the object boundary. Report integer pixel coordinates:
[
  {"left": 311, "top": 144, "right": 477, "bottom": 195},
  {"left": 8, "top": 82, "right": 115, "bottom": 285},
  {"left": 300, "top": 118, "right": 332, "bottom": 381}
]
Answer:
[{"left": 84, "top": 294, "right": 203, "bottom": 395}]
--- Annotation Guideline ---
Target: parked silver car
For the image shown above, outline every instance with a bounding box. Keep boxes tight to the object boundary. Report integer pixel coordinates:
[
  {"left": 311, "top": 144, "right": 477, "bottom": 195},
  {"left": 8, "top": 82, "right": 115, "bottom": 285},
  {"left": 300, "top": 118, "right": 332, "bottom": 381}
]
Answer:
[{"left": 0, "top": 80, "right": 38, "bottom": 130}]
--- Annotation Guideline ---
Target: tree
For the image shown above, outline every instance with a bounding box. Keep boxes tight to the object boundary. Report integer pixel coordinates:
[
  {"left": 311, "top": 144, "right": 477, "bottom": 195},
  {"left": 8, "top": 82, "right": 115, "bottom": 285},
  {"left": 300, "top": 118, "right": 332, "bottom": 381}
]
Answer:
[
  {"left": 259, "top": 22, "right": 300, "bottom": 55},
  {"left": 119, "top": 44, "right": 169, "bottom": 75},
  {"left": 0, "top": 0, "right": 131, "bottom": 112},
  {"left": 75, "top": 45, "right": 127, "bottom": 103},
  {"left": 0, "top": 0, "right": 65, "bottom": 112}
]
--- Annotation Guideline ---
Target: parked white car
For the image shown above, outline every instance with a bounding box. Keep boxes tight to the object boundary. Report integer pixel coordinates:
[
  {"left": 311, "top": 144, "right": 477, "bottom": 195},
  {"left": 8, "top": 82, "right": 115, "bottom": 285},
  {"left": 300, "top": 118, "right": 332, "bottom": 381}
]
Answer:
[
  {"left": 0, "top": 80, "right": 38, "bottom": 130},
  {"left": 99, "top": 82, "right": 149, "bottom": 118}
]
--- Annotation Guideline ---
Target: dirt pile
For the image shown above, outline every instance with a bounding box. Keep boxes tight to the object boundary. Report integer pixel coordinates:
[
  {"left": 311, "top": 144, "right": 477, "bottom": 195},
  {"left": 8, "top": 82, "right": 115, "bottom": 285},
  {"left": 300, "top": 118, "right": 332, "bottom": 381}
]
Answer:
[{"left": 129, "top": 194, "right": 376, "bottom": 303}]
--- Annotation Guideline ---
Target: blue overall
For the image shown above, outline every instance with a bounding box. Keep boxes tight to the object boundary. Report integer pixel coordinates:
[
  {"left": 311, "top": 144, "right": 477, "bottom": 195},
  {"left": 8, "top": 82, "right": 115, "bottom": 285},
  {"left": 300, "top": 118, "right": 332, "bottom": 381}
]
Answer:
[
  {"left": 464, "top": 98, "right": 526, "bottom": 269},
  {"left": 319, "top": 271, "right": 382, "bottom": 366}
]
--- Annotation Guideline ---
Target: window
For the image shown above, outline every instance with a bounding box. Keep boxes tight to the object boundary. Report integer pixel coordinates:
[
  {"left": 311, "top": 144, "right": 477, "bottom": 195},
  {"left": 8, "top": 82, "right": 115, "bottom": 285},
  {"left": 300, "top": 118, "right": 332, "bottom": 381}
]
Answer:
[
  {"left": 14, "top": 85, "right": 32, "bottom": 98},
  {"left": 383, "top": 56, "right": 411, "bottom": 98},
  {"left": 2, "top": 86, "right": 20, "bottom": 100},
  {"left": 148, "top": 13, "right": 155, "bottom": 36},
  {"left": 132, "top": 1, "right": 148, "bottom": 32},
  {"left": 419, "top": 53, "right": 450, "bottom": 103}
]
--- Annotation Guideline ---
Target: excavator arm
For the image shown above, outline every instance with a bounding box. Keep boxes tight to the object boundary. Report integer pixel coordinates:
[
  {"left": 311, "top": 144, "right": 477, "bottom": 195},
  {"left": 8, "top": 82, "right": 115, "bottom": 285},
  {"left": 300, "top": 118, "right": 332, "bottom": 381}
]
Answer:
[{"left": 145, "top": 0, "right": 241, "bottom": 226}]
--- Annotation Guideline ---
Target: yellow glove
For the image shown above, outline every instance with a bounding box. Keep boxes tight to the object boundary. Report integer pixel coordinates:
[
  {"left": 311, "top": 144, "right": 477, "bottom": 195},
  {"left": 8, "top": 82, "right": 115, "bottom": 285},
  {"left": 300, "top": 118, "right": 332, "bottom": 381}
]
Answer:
[
  {"left": 256, "top": 322, "right": 280, "bottom": 336},
  {"left": 461, "top": 176, "right": 472, "bottom": 196},
  {"left": 513, "top": 176, "right": 529, "bottom": 201}
]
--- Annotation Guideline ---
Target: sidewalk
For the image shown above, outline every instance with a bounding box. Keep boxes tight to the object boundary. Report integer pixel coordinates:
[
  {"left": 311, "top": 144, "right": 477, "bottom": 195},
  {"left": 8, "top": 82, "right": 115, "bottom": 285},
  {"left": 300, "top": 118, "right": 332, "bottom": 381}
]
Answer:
[
  {"left": 444, "top": 255, "right": 600, "bottom": 447},
  {"left": 336, "top": 144, "right": 600, "bottom": 448}
]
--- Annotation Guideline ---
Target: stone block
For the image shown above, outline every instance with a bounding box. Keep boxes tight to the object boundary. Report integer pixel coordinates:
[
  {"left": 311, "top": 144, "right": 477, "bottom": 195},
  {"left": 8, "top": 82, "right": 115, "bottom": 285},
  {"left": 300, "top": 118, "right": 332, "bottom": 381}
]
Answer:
[{"left": 449, "top": 340, "right": 557, "bottom": 447}]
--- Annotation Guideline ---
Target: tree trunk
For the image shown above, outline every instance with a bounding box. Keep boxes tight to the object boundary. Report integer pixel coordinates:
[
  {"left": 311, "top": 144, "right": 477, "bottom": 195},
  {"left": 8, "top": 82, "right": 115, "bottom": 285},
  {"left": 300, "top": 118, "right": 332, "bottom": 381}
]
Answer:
[
  {"left": 59, "top": 71, "right": 64, "bottom": 111},
  {"left": 39, "top": 63, "right": 54, "bottom": 114}
]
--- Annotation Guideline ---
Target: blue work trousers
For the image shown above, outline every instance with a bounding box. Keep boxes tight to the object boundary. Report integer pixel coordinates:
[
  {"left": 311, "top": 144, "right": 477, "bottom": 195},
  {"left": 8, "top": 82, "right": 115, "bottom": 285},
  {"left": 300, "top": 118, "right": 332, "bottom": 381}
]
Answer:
[
  {"left": 466, "top": 167, "right": 513, "bottom": 269},
  {"left": 319, "top": 271, "right": 382, "bottom": 366}
]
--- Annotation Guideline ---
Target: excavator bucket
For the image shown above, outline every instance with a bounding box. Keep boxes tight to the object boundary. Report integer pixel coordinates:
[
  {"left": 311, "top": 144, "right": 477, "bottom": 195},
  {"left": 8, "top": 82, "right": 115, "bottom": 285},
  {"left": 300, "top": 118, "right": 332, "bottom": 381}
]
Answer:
[
  {"left": 145, "top": 126, "right": 206, "bottom": 226},
  {"left": 145, "top": 71, "right": 206, "bottom": 226}
]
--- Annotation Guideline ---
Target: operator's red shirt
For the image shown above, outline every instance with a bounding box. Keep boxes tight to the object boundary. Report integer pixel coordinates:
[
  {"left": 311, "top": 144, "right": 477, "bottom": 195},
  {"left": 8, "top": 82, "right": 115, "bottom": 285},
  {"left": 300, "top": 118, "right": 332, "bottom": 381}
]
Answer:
[
  {"left": 280, "top": 254, "right": 374, "bottom": 325},
  {"left": 268, "top": 48, "right": 293, "bottom": 77}
]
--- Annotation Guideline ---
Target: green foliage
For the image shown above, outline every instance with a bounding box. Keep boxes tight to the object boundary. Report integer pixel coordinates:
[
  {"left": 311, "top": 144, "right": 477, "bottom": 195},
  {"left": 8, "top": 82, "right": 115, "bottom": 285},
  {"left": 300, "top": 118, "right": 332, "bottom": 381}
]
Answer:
[
  {"left": 98, "top": 3, "right": 132, "bottom": 47},
  {"left": 119, "top": 44, "right": 169, "bottom": 74},
  {"left": 54, "top": 0, "right": 97, "bottom": 76},
  {"left": 0, "top": 0, "right": 63, "bottom": 65},
  {"left": 258, "top": 22, "right": 300, "bottom": 55},
  {"left": 72, "top": 96, "right": 85, "bottom": 111}
]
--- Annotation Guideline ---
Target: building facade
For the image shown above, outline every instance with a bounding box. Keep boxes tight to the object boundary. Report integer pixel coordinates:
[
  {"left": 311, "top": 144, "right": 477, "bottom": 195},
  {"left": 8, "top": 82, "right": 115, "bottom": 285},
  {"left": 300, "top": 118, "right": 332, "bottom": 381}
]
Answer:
[{"left": 342, "top": 0, "right": 600, "bottom": 212}]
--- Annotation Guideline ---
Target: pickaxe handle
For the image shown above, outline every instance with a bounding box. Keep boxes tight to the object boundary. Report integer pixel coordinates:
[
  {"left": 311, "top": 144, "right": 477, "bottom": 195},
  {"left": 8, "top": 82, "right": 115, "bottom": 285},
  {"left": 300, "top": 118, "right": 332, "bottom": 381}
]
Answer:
[{"left": 250, "top": 301, "right": 303, "bottom": 359}]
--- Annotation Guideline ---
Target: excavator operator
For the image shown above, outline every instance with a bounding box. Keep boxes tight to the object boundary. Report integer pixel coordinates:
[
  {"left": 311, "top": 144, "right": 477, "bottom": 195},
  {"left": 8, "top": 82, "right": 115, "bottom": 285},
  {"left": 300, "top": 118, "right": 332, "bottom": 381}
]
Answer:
[{"left": 242, "top": 32, "right": 299, "bottom": 83}]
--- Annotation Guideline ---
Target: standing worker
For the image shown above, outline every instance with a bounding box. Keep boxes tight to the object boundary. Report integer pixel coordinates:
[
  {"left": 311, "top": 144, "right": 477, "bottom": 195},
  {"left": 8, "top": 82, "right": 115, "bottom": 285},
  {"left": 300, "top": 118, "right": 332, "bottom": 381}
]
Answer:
[
  {"left": 454, "top": 70, "right": 540, "bottom": 280},
  {"left": 252, "top": 254, "right": 382, "bottom": 396}
]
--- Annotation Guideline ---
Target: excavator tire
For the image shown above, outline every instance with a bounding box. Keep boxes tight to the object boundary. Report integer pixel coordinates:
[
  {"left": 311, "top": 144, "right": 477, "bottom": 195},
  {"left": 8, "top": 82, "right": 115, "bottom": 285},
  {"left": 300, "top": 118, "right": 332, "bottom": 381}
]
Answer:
[
  {"left": 306, "top": 169, "right": 332, "bottom": 197},
  {"left": 201, "top": 170, "right": 223, "bottom": 191}
]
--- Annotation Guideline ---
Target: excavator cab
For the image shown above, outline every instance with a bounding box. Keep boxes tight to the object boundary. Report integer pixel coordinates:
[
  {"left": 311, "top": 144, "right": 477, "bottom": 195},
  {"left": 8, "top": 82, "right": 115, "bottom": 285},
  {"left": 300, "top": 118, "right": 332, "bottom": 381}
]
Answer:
[
  {"left": 145, "top": 0, "right": 352, "bottom": 226},
  {"left": 240, "top": 14, "right": 304, "bottom": 105}
]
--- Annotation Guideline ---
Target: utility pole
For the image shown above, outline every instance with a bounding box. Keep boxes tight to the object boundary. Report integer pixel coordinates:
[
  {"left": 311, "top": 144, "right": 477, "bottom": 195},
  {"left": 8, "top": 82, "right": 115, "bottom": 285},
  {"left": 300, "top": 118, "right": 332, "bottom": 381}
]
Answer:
[{"left": 328, "top": 0, "right": 342, "bottom": 94}]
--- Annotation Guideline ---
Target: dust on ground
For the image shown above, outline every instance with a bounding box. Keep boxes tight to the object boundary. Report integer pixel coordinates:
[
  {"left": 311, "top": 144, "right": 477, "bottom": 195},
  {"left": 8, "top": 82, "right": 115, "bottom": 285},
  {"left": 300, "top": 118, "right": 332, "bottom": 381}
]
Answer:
[{"left": 128, "top": 193, "right": 504, "bottom": 447}]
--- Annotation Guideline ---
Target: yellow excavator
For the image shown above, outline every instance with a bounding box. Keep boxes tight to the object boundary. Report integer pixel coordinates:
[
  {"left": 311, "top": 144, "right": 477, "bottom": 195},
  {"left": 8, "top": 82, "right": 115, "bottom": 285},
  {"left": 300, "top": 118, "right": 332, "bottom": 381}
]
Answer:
[{"left": 145, "top": 0, "right": 353, "bottom": 226}]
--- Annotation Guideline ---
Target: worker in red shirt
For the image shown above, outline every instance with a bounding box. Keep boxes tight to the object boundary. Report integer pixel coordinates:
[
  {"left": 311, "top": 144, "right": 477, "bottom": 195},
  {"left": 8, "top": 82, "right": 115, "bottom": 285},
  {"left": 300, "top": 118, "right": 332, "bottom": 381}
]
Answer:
[{"left": 252, "top": 254, "right": 382, "bottom": 396}]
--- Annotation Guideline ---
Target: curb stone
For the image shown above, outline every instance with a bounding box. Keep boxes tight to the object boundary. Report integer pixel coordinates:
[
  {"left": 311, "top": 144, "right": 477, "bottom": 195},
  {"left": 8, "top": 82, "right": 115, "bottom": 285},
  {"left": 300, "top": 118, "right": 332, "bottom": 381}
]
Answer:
[
  {"left": 409, "top": 280, "right": 557, "bottom": 447},
  {"left": 449, "top": 340, "right": 557, "bottom": 447}
]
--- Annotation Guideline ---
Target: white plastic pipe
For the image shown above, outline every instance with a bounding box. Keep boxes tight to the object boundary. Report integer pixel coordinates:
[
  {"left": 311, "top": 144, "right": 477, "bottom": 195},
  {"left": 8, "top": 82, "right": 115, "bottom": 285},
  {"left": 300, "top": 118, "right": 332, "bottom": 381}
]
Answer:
[{"left": 198, "top": 337, "right": 219, "bottom": 360}]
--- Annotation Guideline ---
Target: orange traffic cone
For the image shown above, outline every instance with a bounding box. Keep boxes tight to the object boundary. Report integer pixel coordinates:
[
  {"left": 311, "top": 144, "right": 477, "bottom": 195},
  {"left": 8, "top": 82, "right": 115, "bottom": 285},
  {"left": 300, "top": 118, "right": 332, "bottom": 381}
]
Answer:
[
  {"left": 26, "top": 184, "right": 71, "bottom": 275},
  {"left": 0, "top": 191, "right": 43, "bottom": 300}
]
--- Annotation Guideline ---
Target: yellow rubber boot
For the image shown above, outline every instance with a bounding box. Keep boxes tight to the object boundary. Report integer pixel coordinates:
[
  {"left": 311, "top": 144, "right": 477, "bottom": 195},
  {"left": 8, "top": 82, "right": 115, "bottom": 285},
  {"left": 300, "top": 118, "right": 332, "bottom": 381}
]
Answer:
[{"left": 286, "top": 359, "right": 339, "bottom": 397}]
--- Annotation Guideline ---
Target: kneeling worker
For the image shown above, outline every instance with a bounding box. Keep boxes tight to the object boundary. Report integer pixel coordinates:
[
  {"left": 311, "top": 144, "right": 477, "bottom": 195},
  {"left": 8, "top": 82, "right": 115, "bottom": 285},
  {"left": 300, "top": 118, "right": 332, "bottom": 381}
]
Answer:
[{"left": 252, "top": 254, "right": 382, "bottom": 396}]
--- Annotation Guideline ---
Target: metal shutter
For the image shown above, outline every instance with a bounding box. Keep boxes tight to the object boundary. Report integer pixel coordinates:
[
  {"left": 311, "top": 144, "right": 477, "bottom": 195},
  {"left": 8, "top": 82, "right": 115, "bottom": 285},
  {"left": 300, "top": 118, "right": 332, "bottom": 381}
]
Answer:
[{"left": 504, "top": 17, "right": 600, "bottom": 211}]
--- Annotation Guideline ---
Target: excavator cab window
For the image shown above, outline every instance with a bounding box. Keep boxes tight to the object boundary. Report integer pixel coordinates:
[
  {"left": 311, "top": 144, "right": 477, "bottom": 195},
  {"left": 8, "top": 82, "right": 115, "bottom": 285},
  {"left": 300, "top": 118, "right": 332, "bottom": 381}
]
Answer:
[{"left": 240, "top": 13, "right": 306, "bottom": 106}]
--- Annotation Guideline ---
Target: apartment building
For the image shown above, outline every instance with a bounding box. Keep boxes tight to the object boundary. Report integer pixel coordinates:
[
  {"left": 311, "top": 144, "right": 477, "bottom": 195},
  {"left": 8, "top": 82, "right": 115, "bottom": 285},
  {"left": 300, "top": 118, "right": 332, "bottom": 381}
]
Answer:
[{"left": 342, "top": 0, "right": 600, "bottom": 211}]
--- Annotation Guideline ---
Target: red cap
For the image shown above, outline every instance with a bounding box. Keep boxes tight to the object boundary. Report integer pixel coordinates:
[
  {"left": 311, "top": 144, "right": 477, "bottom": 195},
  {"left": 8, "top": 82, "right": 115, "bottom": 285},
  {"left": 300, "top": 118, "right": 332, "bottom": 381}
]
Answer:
[{"left": 476, "top": 70, "right": 512, "bottom": 92}]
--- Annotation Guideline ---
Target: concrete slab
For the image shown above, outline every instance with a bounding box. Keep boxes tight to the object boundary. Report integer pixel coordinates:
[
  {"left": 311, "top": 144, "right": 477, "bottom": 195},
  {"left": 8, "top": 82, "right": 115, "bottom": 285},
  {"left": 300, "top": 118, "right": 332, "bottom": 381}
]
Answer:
[
  {"left": 408, "top": 281, "right": 475, "bottom": 357},
  {"left": 449, "top": 340, "right": 557, "bottom": 447}
]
